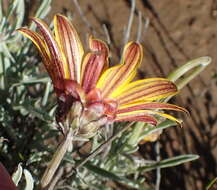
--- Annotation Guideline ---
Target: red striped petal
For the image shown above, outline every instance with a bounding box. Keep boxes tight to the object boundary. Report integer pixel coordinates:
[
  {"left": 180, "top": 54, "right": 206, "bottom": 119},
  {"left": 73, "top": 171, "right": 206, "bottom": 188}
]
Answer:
[
  {"left": 17, "top": 28, "right": 61, "bottom": 83},
  {"left": 116, "top": 79, "right": 178, "bottom": 105},
  {"left": 140, "top": 110, "right": 183, "bottom": 125},
  {"left": 81, "top": 53, "right": 107, "bottom": 93},
  {"left": 97, "top": 42, "right": 142, "bottom": 98},
  {"left": 115, "top": 111, "right": 157, "bottom": 125},
  {"left": 81, "top": 37, "right": 109, "bottom": 93},
  {"left": 89, "top": 35, "right": 109, "bottom": 57},
  {"left": 54, "top": 14, "right": 84, "bottom": 81},
  {"left": 31, "top": 17, "right": 64, "bottom": 79},
  {"left": 117, "top": 102, "right": 188, "bottom": 114}
]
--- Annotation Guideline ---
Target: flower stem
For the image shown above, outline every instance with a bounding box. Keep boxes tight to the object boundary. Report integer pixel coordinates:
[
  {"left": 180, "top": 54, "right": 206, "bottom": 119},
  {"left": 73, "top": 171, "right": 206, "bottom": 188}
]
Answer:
[
  {"left": 74, "top": 122, "right": 135, "bottom": 170},
  {"left": 40, "top": 129, "right": 73, "bottom": 189}
]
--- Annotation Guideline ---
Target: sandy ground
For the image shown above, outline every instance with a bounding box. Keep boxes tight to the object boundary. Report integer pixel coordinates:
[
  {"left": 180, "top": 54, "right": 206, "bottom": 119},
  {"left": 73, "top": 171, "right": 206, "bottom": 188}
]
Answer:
[{"left": 41, "top": 0, "right": 217, "bottom": 189}]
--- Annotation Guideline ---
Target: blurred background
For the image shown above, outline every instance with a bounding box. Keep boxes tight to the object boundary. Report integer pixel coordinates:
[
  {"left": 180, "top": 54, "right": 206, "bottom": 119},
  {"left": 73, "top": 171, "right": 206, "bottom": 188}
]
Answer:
[{"left": 2, "top": 0, "right": 217, "bottom": 189}]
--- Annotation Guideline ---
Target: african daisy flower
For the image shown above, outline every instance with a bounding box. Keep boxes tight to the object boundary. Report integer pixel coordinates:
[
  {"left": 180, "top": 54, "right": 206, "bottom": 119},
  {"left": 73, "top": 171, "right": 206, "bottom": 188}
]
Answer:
[{"left": 18, "top": 14, "right": 187, "bottom": 138}]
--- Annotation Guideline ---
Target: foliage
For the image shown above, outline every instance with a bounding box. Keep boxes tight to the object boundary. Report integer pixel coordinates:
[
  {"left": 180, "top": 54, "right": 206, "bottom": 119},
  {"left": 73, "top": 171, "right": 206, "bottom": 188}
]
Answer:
[{"left": 0, "top": 0, "right": 55, "bottom": 181}]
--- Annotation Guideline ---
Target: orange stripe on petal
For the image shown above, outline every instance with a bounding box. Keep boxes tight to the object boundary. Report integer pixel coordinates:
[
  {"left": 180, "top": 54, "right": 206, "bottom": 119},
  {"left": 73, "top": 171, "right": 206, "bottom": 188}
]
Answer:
[
  {"left": 142, "top": 110, "right": 183, "bottom": 125},
  {"left": 17, "top": 28, "right": 60, "bottom": 82},
  {"left": 89, "top": 36, "right": 109, "bottom": 57},
  {"left": 115, "top": 78, "right": 168, "bottom": 94},
  {"left": 54, "top": 14, "right": 84, "bottom": 82},
  {"left": 17, "top": 28, "right": 50, "bottom": 61},
  {"left": 117, "top": 102, "right": 188, "bottom": 114},
  {"left": 115, "top": 111, "right": 157, "bottom": 125},
  {"left": 116, "top": 79, "right": 178, "bottom": 105},
  {"left": 31, "top": 17, "right": 64, "bottom": 79},
  {"left": 81, "top": 37, "right": 109, "bottom": 93},
  {"left": 97, "top": 42, "right": 143, "bottom": 98}
]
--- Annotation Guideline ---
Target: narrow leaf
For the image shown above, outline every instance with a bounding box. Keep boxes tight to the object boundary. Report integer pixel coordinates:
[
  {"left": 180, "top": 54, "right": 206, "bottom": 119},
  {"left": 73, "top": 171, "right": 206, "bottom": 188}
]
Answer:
[
  {"left": 168, "top": 56, "right": 211, "bottom": 90},
  {"left": 139, "top": 119, "right": 177, "bottom": 142},
  {"left": 24, "top": 169, "right": 34, "bottom": 190},
  {"left": 12, "top": 163, "right": 23, "bottom": 186},
  {"left": 85, "top": 163, "right": 148, "bottom": 190},
  {"left": 139, "top": 154, "right": 199, "bottom": 172}
]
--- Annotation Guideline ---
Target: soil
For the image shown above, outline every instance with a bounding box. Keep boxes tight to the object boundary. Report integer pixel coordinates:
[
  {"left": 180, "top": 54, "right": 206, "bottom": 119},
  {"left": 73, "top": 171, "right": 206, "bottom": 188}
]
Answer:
[{"left": 45, "top": 0, "right": 217, "bottom": 189}]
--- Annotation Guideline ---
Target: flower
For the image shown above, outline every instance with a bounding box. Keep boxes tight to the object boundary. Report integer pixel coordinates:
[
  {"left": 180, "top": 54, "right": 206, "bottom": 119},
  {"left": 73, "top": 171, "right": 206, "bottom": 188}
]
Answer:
[{"left": 18, "top": 14, "right": 187, "bottom": 138}]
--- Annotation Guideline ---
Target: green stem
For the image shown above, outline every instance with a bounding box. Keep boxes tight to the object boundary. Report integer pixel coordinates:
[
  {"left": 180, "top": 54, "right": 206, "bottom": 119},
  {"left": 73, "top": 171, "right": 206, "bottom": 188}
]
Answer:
[
  {"left": 126, "top": 122, "right": 145, "bottom": 147},
  {"left": 40, "top": 129, "right": 73, "bottom": 189}
]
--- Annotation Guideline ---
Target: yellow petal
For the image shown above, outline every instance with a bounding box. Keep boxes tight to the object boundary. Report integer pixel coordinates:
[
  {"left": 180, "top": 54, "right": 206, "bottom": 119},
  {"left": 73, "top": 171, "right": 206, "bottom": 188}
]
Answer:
[
  {"left": 117, "top": 101, "right": 189, "bottom": 114},
  {"left": 31, "top": 17, "right": 64, "bottom": 79},
  {"left": 54, "top": 14, "right": 84, "bottom": 82},
  {"left": 115, "top": 78, "right": 178, "bottom": 105},
  {"left": 97, "top": 42, "right": 143, "bottom": 98},
  {"left": 17, "top": 28, "right": 60, "bottom": 82},
  {"left": 143, "top": 110, "right": 183, "bottom": 125},
  {"left": 115, "top": 110, "right": 157, "bottom": 125}
]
